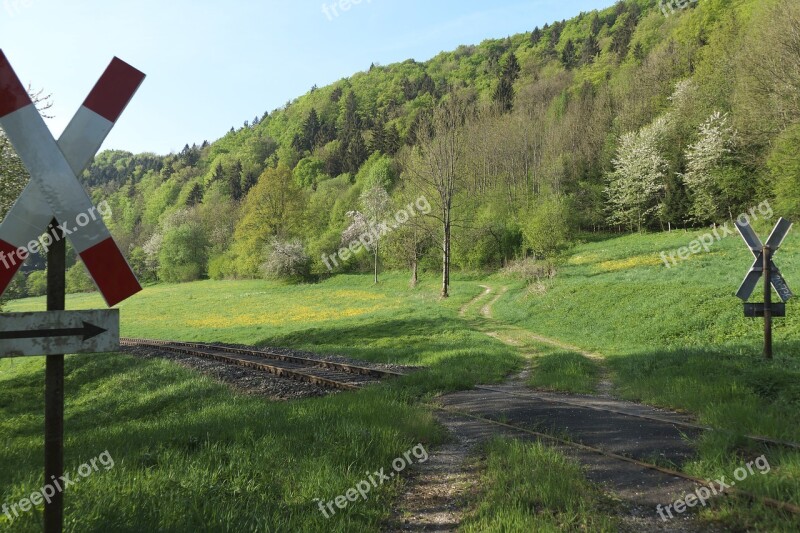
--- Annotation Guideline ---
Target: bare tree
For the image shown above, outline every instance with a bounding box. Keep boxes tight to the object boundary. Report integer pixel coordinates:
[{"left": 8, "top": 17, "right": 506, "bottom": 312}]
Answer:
[{"left": 406, "top": 95, "right": 471, "bottom": 297}]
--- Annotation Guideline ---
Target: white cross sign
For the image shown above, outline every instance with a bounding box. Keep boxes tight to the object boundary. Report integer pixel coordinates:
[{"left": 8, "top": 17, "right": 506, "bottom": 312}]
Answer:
[
  {"left": 735, "top": 218, "right": 793, "bottom": 303},
  {"left": 0, "top": 52, "right": 144, "bottom": 306}
]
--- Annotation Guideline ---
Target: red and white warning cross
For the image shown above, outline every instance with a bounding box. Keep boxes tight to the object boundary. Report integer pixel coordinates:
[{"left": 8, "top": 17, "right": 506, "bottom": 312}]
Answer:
[{"left": 0, "top": 51, "right": 144, "bottom": 306}]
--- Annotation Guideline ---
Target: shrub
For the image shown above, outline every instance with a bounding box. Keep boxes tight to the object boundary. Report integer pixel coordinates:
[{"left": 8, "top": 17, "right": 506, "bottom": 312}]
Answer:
[
  {"left": 260, "top": 238, "right": 311, "bottom": 281},
  {"left": 26, "top": 271, "right": 47, "bottom": 297},
  {"left": 66, "top": 262, "right": 95, "bottom": 294}
]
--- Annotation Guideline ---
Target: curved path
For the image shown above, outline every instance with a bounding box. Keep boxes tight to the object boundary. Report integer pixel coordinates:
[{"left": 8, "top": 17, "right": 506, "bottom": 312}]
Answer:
[{"left": 388, "top": 284, "right": 723, "bottom": 532}]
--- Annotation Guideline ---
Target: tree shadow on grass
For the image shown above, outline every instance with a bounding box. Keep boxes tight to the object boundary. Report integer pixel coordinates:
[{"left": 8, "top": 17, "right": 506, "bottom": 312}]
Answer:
[{"left": 606, "top": 340, "right": 800, "bottom": 441}]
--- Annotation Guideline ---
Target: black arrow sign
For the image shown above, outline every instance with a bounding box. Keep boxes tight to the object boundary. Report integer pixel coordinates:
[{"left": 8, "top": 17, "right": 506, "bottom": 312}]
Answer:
[{"left": 0, "top": 321, "right": 107, "bottom": 342}]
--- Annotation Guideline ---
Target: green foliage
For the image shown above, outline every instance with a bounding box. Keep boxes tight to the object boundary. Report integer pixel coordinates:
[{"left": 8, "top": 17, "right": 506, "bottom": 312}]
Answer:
[
  {"left": 232, "top": 163, "right": 305, "bottom": 277},
  {"left": 292, "top": 156, "right": 327, "bottom": 187},
  {"left": 158, "top": 211, "right": 209, "bottom": 282},
  {"left": 3, "top": 271, "right": 27, "bottom": 300},
  {"left": 66, "top": 262, "right": 95, "bottom": 294},
  {"left": 768, "top": 124, "right": 800, "bottom": 218},
  {"left": 26, "top": 271, "right": 47, "bottom": 297},
  {"left": 520, "top": 195, "right": 574, "bottom": 258},
  {"left": 355, "top": 152, "right": 396, "bottom": 189}
]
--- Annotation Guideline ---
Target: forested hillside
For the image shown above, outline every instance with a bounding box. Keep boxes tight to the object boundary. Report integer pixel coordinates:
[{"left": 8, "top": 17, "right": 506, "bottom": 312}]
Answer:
[{"left": 3, "top": 0, "right": 799, "bottom": 297}]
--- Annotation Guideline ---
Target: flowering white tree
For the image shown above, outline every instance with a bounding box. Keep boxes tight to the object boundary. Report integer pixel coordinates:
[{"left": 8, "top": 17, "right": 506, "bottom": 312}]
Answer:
[
  {"left": 0, "top": 134, "right": 27, "bottom": 220},
  {"left": 342, "top": 184, "right": 391, "bottom": 283},
  {"left": 682, "top": 112, "right": 738, "bottom": 222},
  {"left": 261, "top": 238, "right": 310, "bottom": 280},
  {"left": 605, "top": 116, "right": 670, "bottom": 232}
]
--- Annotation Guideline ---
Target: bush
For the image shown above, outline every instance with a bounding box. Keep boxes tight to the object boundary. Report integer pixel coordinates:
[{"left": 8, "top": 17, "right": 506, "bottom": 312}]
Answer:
[
  {"left": 66, "top": 262, "right": 95, "bottom": 294},
  {"left": 4, "top": 270, "right": 27, "bottom": 299},
  {"left": 26, "top": 271, "right": 47, "bottom": 297},
  {"left": 260, "top": 238, "right": 311, "bottom": 281},
  {"left": 208, "top": 253, "right": 236, "bottom": 280},
  {"left": 500, "top": 257, "right": 557, "bottom": 284},
  {"left": 521, "top": 195, "right": 574, "bottom": 258},
  {"left": 158, "top": 215, "right": 208, "bottom": 282}
]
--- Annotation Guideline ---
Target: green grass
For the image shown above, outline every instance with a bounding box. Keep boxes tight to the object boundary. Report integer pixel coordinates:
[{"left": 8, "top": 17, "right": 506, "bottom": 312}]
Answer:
[
  {"left": 526, "top": 347, "right": 601, "bottom": 395},
  {"left": 460, "top": 438, "right": 618, "bottom": 532},
  {"left": 1, "top": 273, "right": 522, "bottom": 532}
]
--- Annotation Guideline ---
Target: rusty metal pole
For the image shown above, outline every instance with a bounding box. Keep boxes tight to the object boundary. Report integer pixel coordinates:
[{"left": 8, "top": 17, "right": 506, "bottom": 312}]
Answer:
[
  {"left": 45, "top": 219, "right": 65, "bottom": 533},
  {"left": 763, "top": 245, "right": 772, "bottom": 360}
]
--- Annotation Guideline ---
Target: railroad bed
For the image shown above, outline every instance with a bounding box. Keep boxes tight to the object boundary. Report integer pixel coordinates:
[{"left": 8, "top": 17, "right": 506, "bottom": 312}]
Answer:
[{"left": 120, "top": 338, "right": 405, "bottom": 391}]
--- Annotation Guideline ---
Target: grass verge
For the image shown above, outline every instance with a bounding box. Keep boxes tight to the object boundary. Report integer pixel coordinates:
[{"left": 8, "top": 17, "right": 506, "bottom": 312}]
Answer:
[{"left": 460, "top": 438, "right": 618, "bottom": 532}]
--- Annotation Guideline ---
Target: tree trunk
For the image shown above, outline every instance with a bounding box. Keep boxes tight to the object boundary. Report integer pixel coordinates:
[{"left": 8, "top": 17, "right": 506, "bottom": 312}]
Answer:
[
  {"left": 441, "top": 217, "right": 450, "bottom": 298},
  {"left": 410, "top": 258, "right": 418, "bottom": 288},
  {"left": 374, "top": 242, "right": 379, "bottom": 284}
]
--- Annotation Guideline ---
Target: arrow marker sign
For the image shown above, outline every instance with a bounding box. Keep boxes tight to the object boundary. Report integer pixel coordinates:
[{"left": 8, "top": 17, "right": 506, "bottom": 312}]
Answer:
[{"left": 0, "top": 310, "right": 119, "bottom": 358}]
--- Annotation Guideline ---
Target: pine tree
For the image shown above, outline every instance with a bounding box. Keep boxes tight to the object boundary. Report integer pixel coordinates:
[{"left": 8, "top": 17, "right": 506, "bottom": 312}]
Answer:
[
  {"left": 338, "top": 93, "right": 368, "bottom": 173},
  {"left": 632, "top": 42, "right": 645, "bottom": 63},
  {"left": 561, "top": 39, "right": 578, "bottom": 69},
  {"left": 581, "top": 34, "right": 600, "bottom": 65},
  {"left": 243, "top": 169, "right": 258, "bottom": 195},
  {"left": 530, "top": 26, "right": 543, "bottom": 46},
  {"left": 611, "top": 12, "right": 637, "bottom": 58},
  {"left": 212, "top": 162, "right": 224, "bottom": 183},
  {"left": 493, "top": 52, "right": 521, "bottom": 112},
  {"left": 384, "top": 124, "right": 401, "bottom": 155},
  {"left": 186, "top": 183, "right": 204, "bottom": 206},
  {"left": 302, "top": 109, "right": 321, "bottom": 152},
  {"left": 590, "top": 12, "right": 602, "bottom": 35},
  {"left": 229, "top": 161, "right": 244, "bottom": 201},
  {"left": 371, "top": 113, "right": 387, "bottom": 154}
]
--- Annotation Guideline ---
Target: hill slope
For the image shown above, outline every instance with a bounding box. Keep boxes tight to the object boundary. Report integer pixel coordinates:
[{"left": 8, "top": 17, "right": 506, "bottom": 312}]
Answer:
[{"left": 4, "top": 0, "right": 799, "bottom": 298}]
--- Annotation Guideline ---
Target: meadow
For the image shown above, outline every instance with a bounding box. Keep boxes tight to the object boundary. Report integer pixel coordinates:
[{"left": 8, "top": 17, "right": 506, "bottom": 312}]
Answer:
[
  {"left": 0, "top": 274, "right": 523, "bottom": 532},
  {"left": 2, "top": 222, "right": 800, "bottom": 530}
]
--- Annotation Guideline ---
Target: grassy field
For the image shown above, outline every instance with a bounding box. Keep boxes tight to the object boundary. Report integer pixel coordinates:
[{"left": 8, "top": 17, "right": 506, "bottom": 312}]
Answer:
[
  {"left": 0, "top": 274, "right": 525, "bottom": 532},
  {"left": 3, "top": 222, "right": 800, "bottom": 530}
]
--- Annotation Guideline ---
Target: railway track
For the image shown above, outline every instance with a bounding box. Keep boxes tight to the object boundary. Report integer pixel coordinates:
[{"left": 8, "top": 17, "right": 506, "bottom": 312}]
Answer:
[
  {"left": 474, "top": 384, "right": 800, "bottom": 452},
  {"left": 436, "top": 405, "right": 800, "bottom": 518},
  {"left": 120, "top": 338, "right": 405, "bottom": 391}
]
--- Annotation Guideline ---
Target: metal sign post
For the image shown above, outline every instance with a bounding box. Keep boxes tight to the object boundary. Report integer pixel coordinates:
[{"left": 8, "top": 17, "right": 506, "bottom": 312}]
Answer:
[
  {"left": 0, "top": 52, "right": 145, "bottom": 532},
  {"left": 735, "top": 218, "right": 793, "bottom": 360}
]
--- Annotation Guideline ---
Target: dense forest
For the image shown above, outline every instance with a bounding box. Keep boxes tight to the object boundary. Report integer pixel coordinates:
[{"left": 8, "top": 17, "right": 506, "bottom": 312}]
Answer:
[{"left": 2, "top": 0, "right": 799, "bottom": 298}]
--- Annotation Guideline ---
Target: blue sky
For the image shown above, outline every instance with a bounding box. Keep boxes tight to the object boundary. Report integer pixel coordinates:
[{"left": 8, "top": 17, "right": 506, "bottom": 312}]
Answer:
[{"left": 1, "top": 0, "right": 610, "bottom": 155}]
